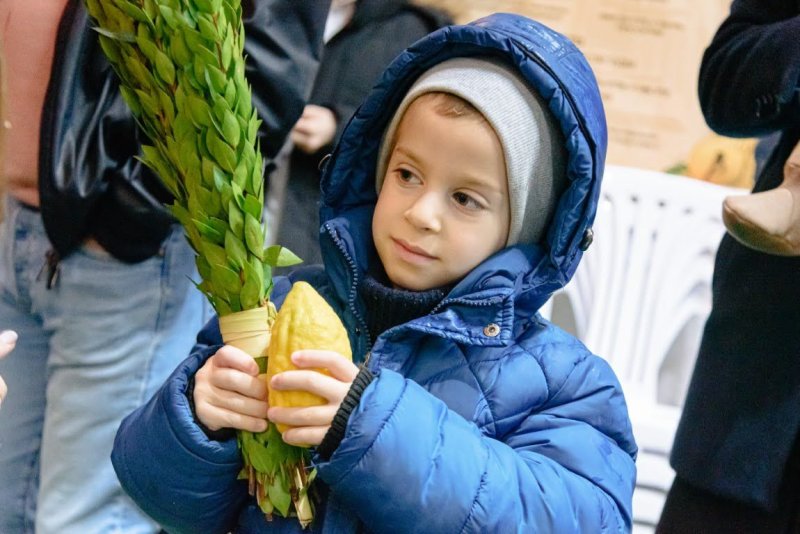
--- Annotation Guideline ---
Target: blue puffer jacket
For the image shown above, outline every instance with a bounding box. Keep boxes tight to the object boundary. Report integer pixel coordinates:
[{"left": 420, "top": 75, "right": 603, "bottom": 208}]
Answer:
[{"left": 112, "top": 13, "right": 637, "bottom": 534}]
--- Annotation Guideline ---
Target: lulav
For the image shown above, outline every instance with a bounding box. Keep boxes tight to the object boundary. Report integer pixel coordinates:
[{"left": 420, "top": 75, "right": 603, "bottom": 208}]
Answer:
[{"left": 84, "top": 0, "right": 314, "bottom": 526}]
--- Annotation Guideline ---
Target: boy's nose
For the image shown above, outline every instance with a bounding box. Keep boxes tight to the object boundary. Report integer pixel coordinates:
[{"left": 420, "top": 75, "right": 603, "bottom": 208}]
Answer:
[{"left": 404, "top": 192, "right": 442, "bottom": 233}]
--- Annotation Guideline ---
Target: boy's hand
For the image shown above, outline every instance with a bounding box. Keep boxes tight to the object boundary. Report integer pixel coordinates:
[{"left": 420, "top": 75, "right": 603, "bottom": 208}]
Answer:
[
  {"left": 0, "top": 330, "right": 18, "bottom": 408},
  {"left": 193, "top": 345, "right": 269, "bottom": 433},
  {"left": 268, "top": 350, "right": 359, "bottom": 447}
]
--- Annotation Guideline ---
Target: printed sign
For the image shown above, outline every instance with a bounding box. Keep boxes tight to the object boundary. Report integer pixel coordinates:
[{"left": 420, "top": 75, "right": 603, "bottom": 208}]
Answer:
[{"left": 417, "top": 0, "right": 732, "bottom": 171}]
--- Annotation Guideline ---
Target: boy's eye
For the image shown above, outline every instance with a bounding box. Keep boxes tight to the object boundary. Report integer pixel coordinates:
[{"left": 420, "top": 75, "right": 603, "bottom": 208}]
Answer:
[
  {"left": 397, "top": 169, "right": 418, "bottom": 183},
  {"left": 453, "top": 191, "right": 483, "bottom": 210}
]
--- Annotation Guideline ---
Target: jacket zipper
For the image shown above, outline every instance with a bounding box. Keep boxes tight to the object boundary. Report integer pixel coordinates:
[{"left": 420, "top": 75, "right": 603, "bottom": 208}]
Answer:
[
  {"left": 324, "top": 222, "right": 372, "bottom": 353},
  {"left": 430, "top": 296, "right": 500, "bottom": 315}
]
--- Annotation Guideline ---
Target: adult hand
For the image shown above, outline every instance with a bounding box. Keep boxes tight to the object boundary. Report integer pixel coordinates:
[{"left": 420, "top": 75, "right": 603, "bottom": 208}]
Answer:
[
  {"left": 193, "top": 345, "right": 269, "bottom": 433},
  {"left": 290, "top": 105, "right": 337, "bottom": 154},
  {"left": 0, "top": 330, "right": 18, "bottom": 408},
  {"left": 268, "top": 349, "right": 359, "bottom": 446}
]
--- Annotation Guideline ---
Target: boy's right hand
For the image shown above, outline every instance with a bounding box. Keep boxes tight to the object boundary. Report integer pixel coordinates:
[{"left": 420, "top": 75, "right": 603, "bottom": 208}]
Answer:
[{"left": 193, "top": 345, "right": 269, "bottom": 433}]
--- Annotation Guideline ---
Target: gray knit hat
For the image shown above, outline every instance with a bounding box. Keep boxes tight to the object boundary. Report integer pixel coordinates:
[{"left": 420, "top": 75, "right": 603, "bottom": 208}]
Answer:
[{"left": 375, "top": 57, "right": 567, "bottom": 246}]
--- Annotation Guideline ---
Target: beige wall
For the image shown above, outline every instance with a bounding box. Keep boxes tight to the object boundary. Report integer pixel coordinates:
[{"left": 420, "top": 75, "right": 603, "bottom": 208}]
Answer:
[{"left": 416, "top": 0, "right": 733, "bottom": 172}]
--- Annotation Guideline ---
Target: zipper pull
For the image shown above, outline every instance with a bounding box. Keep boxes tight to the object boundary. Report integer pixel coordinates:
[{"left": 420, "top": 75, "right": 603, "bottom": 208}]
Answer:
[
  {"left": 36, "top": 249, "right": 62, "bottom": 289},
  {"left": 361, "top": 350, "right": 372, "bottom": 371}
]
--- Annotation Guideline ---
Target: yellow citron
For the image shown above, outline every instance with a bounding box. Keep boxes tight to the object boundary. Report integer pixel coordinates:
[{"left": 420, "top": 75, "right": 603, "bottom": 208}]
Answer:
[
  {"left": 685, "top": 133, "right": 758, "bottom": 189},
  {"left": 267, "top": 281, "right": 352, "bottom": 434}
]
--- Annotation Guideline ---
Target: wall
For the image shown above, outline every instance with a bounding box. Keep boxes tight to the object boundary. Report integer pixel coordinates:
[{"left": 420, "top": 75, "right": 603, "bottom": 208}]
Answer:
[{"left": 416, "top": 0, "right": 733, "bottom": 172}]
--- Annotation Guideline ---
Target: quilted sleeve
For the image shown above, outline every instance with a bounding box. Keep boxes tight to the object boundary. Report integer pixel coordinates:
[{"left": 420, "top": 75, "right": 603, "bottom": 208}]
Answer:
[{"left": 314, "top": 351, "right": 637, "bottom": 533}]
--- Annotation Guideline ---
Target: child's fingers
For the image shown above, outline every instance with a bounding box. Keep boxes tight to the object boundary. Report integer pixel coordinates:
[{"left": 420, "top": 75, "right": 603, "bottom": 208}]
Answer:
[
  {"left": 0, "top": 375, "right": 7, "bottom": 406},
  {"left": 267, "top": 404, "right": 337, "bottom": 429},
  {"left": 270, "top": 369, "right": 349, "bottom": 402},
  {"left": 290, "top": 350, "right": 360, "bottom": 382},
  {"left": 196, "top": 403, "right": 268, "bottom": 433},
  {"left": 280, "top": 426, "right": 329, "bottom": 447},
  {"left": 193, "top": 375, "right": 268, "bottom": 429},
  {"left": 215, "top": 391, "right": 269, "bottom": 420},
  {"left": 210, "top": 366, "right": 267, "bottom": 400},
  {"left": 214, "top": 345, "right": 260, "bottom": 376}
]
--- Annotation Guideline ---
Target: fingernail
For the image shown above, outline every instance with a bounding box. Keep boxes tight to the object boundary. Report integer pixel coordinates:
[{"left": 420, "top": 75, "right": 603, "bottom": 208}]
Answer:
[{"left": 0, "top": 331, "right": 17, "bottom": 344}]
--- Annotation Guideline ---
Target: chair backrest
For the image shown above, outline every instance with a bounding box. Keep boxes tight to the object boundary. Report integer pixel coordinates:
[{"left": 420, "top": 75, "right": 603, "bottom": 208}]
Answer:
[{"left": 542, "top": 165, "right": 743, "bottom": 532}]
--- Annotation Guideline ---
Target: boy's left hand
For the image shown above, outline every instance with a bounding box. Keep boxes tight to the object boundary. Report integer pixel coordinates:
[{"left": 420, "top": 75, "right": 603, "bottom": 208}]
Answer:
[{"left": 268, "top": 349, "right": 359, "bottom": 447}]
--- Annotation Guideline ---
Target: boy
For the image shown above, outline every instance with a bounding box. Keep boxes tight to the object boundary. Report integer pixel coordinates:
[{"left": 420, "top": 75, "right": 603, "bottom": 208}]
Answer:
[{"left": 112, "top": 13, "right": 637, "bottom": 533}]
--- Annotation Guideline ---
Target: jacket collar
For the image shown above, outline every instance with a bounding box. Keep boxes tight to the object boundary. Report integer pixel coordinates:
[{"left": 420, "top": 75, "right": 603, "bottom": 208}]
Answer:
[{"left": 322, "top": 215, "right": 548, "bottom": 349}]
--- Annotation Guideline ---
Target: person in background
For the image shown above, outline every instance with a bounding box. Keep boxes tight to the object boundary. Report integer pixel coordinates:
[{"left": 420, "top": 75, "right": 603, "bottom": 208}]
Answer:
[
  {"left": 0, "top": 1, "right": 330, "bottom": 532},
  {"left": 275, "top": 0, "right": 451, "bottom": 266},
  {"left": 0, "top": 43, "right": 13, "bottom": 411},
  {"left": 111, "top": 14, "right": 636, "bottom": 533},
  {"left": 658, "top": 0, "right": 800, "bottom": 531}
]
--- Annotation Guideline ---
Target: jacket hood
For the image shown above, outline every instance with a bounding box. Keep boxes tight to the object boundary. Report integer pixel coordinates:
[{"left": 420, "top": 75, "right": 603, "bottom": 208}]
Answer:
[{"left": 319, "top": 13, "right": 607, "bottom": 311}]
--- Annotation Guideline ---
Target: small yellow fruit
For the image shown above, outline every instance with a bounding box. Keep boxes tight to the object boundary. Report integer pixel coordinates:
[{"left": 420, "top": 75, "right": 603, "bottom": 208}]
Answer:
[
  {"left": 267, "top": 282, "right": 352, "bottom": 434},
  {"left": 685, "top": 133, "right": 758, "bottom": 189}
]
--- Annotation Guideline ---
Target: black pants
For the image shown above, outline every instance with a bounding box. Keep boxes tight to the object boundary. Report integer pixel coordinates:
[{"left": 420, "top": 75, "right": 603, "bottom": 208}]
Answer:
[{"left": 657, "top": 435, "right": 800, "bottom": 533}]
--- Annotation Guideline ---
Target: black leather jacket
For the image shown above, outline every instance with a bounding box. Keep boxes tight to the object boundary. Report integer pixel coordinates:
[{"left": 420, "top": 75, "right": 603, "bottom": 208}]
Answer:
[{"left": 39, "top": 0, "right": 329, "bottom": 263}]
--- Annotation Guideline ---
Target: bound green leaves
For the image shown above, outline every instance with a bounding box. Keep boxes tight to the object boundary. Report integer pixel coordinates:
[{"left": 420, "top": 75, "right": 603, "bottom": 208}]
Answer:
[
  {"left": 86, "top": 0, "right": 308, "bottom": 525},
  {"left": 85, "top": 0, "right": 301, "bottom": 315}
]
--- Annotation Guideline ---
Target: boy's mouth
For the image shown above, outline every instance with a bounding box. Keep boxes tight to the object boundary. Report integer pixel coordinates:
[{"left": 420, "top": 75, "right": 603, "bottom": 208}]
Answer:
[{"left": 392, "top": 238, "right": 437, "bottom": 261}]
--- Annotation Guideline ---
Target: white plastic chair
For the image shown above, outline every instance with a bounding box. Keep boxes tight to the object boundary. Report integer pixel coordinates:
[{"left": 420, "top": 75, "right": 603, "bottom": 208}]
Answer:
[{"left": 542, "top": 165, "right": 744, "bottom": 533}]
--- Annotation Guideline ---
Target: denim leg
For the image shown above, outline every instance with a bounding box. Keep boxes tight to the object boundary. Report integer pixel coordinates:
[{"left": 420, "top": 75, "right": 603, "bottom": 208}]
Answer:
[
  {"left": 0, "top": 201, "right": 52, "bottom": 533},
  {"left": 0, "top": 195, "right": 211, "bottom": 534},
  {"left": 32, "top": 227, "right": 211, "bottom": 534}
]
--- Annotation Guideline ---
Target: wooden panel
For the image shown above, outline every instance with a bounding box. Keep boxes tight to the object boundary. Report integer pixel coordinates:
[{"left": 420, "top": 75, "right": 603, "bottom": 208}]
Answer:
[{"left": 416, "top": 0, "right": 732, "bottom": 172}]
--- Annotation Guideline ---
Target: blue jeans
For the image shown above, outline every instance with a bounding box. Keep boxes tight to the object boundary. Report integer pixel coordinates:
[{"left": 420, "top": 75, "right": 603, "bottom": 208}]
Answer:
[{"left": 0, "top": 198, "right": 212, "bottom": 533}]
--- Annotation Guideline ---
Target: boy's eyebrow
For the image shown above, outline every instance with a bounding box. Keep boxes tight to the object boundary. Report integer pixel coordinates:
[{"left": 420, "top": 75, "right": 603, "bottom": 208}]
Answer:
[
  {"left": 394, "top": 145, "right": 506, "bottom": 194},
  {"left": 394, "top": 145, "right": 422, "bottom": 166},
  {"left": 459, "top": 176, "right": 506, "bottom": 193}
]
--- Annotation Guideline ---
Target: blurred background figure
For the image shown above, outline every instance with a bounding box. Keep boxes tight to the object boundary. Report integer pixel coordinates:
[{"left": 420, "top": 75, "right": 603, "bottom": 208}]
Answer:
[
  {"left": 0, "top": 1, "right": 329, "bottom": 532},
  {"left": 273, "top": 0, "right": 451, "bottom": 266},
  {"left": 658, "top": 0, "right": 800, "bottom": 531}
]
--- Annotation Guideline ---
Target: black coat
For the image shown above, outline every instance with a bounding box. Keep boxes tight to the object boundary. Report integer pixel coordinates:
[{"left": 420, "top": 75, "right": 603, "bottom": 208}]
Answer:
[
  {"left": 670, "top": 0, "right": 800, "bottom": 510},
  {"left": 276, "top": 0, "right": 451, "bottom": 266}
]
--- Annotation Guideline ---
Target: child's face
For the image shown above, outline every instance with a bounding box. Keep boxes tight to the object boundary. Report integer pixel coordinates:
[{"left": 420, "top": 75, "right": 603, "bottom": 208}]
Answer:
[{"left": 372, "top": 96, "right": 510, "bottom": 291}]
